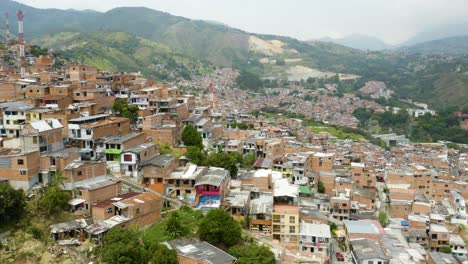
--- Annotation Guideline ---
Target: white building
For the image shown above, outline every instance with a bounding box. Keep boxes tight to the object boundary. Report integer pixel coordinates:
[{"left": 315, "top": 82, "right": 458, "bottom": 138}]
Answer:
[
  {"left": 299, "top": 223, "right": 331, "bottom": 257},
  {"left": 450, "top": 234, "right": 467, "bottom": 259},
  {"left": 0, "top": 102, "right": 34, "bottom": 138}
]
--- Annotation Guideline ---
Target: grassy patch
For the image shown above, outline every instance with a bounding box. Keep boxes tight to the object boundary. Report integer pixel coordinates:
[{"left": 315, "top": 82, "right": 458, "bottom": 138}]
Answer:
[
  {"left": 144, "top": 206, "right": 204, "bottom": 243},
  {"left": 310, "top": 126, "right": 364, "bottom": 140}
]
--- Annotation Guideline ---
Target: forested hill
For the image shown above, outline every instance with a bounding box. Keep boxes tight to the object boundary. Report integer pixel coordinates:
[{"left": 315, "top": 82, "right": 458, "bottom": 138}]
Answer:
[{"left": 33, "top": 32, "right": 213, "bottom": 81}]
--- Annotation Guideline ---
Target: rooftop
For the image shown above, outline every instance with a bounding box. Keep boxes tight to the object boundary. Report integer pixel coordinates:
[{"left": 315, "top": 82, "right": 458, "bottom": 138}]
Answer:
[
  {"left": 113, "top": 192, "right": 161, "bottom": 209},
  {"left": 300, "top": 223, "right": 331, "bottom": 238},
  {"left": 79, "top": 179, "right": 119, "bottom": 191},
  {"left": 144, "top": 154, "right": 175, "bottom": 168},
  {"left": 47, "top": 147, "right": 79, "bottom": 158},
  {"left": 68, "top": 114, "right": 108, "bottom": 123},
  {"left": 28, "top": 119, "right": 63, "bottom": 132},
  {"left": 194, "top": 167, "right": 229, "bottom": 187},
  {"left": 166, "top": 238, "right": 236, "bottom": 264},
  {"left": 273, "top": 178, "right": 298, "bottom": 198},
  {"left": 250, "top": 193, "right": 273, "bottom": 215},
  {"left": 344, "top": 220, "right": 384, "bottom": 235},
  {"left": 428, "top": 252, "right": 458, "bottom": 264},
  {"left": 351, "top": 239, "right": 388, "bottom": 261},
  {"left": 429, "top": 223, "right": 449, "bottom": 233},
  {"left": 0, "top": 101, "right": 34, "bottom": 111},
  {"left": 92, "top": 192, "right": 140, "bottom": 208},
  {"left": 124, "top": 142, "right": 157, "bottom": 154},
  {"left": 100, "top": 132, "right": 142, "bottom": 144}
]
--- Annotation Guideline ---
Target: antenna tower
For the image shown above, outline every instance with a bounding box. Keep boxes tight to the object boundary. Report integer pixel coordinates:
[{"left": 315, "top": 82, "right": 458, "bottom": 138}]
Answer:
[
  {"left": 5, "top": 12, "right": 10, "bottom": 44},
  {"left": 17, "top": 10, "right": 25, "bottom": 78}
]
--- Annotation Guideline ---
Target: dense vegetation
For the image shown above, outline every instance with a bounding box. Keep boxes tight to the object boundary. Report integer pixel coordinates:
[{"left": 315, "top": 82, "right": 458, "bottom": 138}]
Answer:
[
  {"left": 235, "top": 70, "right": 263, "bottom": 92},
  {"left": 181, "top": 124, "right": 204, "bottom": 149},
  {"left": 96, "top": 227, "right": 178, "bottom": 264},
  {"left": 229, "top": 243, "right": 276, "bottom": 264},
  {"left": 38, "top": 171, "right": 72, "bottom": 215},
  {"left": 353, "top": 107, "right": 468, "bottom": 144},
  {"left": 0, "top": 184, "right": 26, "bottom": 227},
  {"left": 185, "top": 147, "right": 254, "bottom": 177},
  {"left": 112, "top": 98, "right": 139, "bottom": 123},
  {"left": 198, "top": 209, "right": 242, "bottom": 248},
  {"left": 35, "top": 32, "right": 213, "bottom": 81},
  {"left": 30, "top": 44, "right": 49, "bottom": 57}
]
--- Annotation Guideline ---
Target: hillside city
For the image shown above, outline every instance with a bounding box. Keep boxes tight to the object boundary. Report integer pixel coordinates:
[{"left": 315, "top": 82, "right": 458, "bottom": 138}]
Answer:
[{"left": 1, "top": 2, "right": 468, "bottom": 264}]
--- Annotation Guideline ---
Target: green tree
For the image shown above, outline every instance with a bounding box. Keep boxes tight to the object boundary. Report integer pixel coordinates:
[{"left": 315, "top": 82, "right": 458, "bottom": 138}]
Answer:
[
  {"left": 38, "top": 171, "right": 71, "bottom": 214},
  {"left": 30, "top": 44, "right": 48, "bottom": 57},
  {"left": 353, "top": 108, "right": 374, "bottom": 128},
  {"left": 39, "top": 186, "right": 71, "bottom": 214},
  {"left": 181, "top": 124, "right": 203, "bottom": 148},
  {"left": 98, "top": 227, "right": 147, "bottom": 264},
  {"left": 112, "top": 98, "right": 139, "bottom": 123},
  {"left": 317, "top": 181, "right": 325, "bottom": 193},
  {"left": 439, "top": 246, "right": 452, "bottom": 254},
  {"left": 198, "top": 209, "right": 242, "bottom": 248},
  {"left": 147, "top": 241, "right": 178, "bottom": 264},
  {"left": 229, "top": 243, "right": 275, "bottom": 264},
  {"left": 236, "top": 70, "right": 263, "bottom": 92},
  {"left": 242, "top": 154, "right": 256, "bottom": 168},
  {"left": 0, "top": 183, "right": 26, "bottom": 224},
  {"left": 165, "top": 211, "right": 190, "bottom": 239},
  {"left": 328, "top": 222, "right": 337, "bottom": 235},
  {"left": 237, "top": 123, "right": 249, "bottom": 130},
  {"left": 206, "top": 152, "right": 242, "bottom": 177},
  {"left": 159, "top": 143, "right": 172, "bottom": 154},
  {"left": 378, "top": 211, "right": 388, "bottom": 227},
  {"left": 185, "top": 146, "right": 207, "bottom": 165}
]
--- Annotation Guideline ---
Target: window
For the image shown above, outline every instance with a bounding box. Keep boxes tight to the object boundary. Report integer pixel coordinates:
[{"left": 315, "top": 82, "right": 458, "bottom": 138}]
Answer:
[
  {"left": 123, "top": 154, "right": 132, "bottom": 162},
  {"left": 86, "top": 129, "right": 92, "bottom": 135},
  {"left": 136, "top": 208, "right": 140, "bottom": 215},
  {"left": 20, "top": 170, "right": 27, "bottom": 175},
  {"left": 6, "top": 120, "right": 10, "bottom": 124},
  {"left": 77, "top": 171, "right": 82, "bottom": 176},
  {"left": 157, "top": 178, "right": 163, "bottom": 183},
  {"left": 17, "top": 159, "right": 24, "bottom": 165},
  {"left": 289, "top": 226, "right": 295, "bottom": 233},
  {"left": 106, "top": 208, "right": 113, "bottom": 214},
  {"left": 289, "top": 216, "right": 295, "bottom": 224}
]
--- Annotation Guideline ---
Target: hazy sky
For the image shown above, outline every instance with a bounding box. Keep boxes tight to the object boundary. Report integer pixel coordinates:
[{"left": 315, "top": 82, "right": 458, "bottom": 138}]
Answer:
[{"left": 15, "top": 0, "right": 468, "bottom": 44}]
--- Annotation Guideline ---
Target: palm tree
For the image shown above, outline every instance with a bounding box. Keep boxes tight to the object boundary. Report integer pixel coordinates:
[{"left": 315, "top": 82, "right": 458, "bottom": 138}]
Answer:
[{"left": 50, "top": 170, "right": 67, "bottom": 188}]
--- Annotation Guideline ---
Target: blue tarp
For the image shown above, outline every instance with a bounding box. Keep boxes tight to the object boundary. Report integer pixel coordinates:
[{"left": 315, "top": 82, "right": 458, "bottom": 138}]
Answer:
[{"left": 401, "top": 220, "right": 409, "bottom": 227}]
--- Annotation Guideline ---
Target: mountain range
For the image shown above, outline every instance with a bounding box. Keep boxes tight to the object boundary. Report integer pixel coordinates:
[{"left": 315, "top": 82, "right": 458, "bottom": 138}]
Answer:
[
  {"left": 317, "top": 34, "right": 391, "bottom": 51},
  {"left": 0, "top": 0, "right": 467, "bottom": 109}
]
